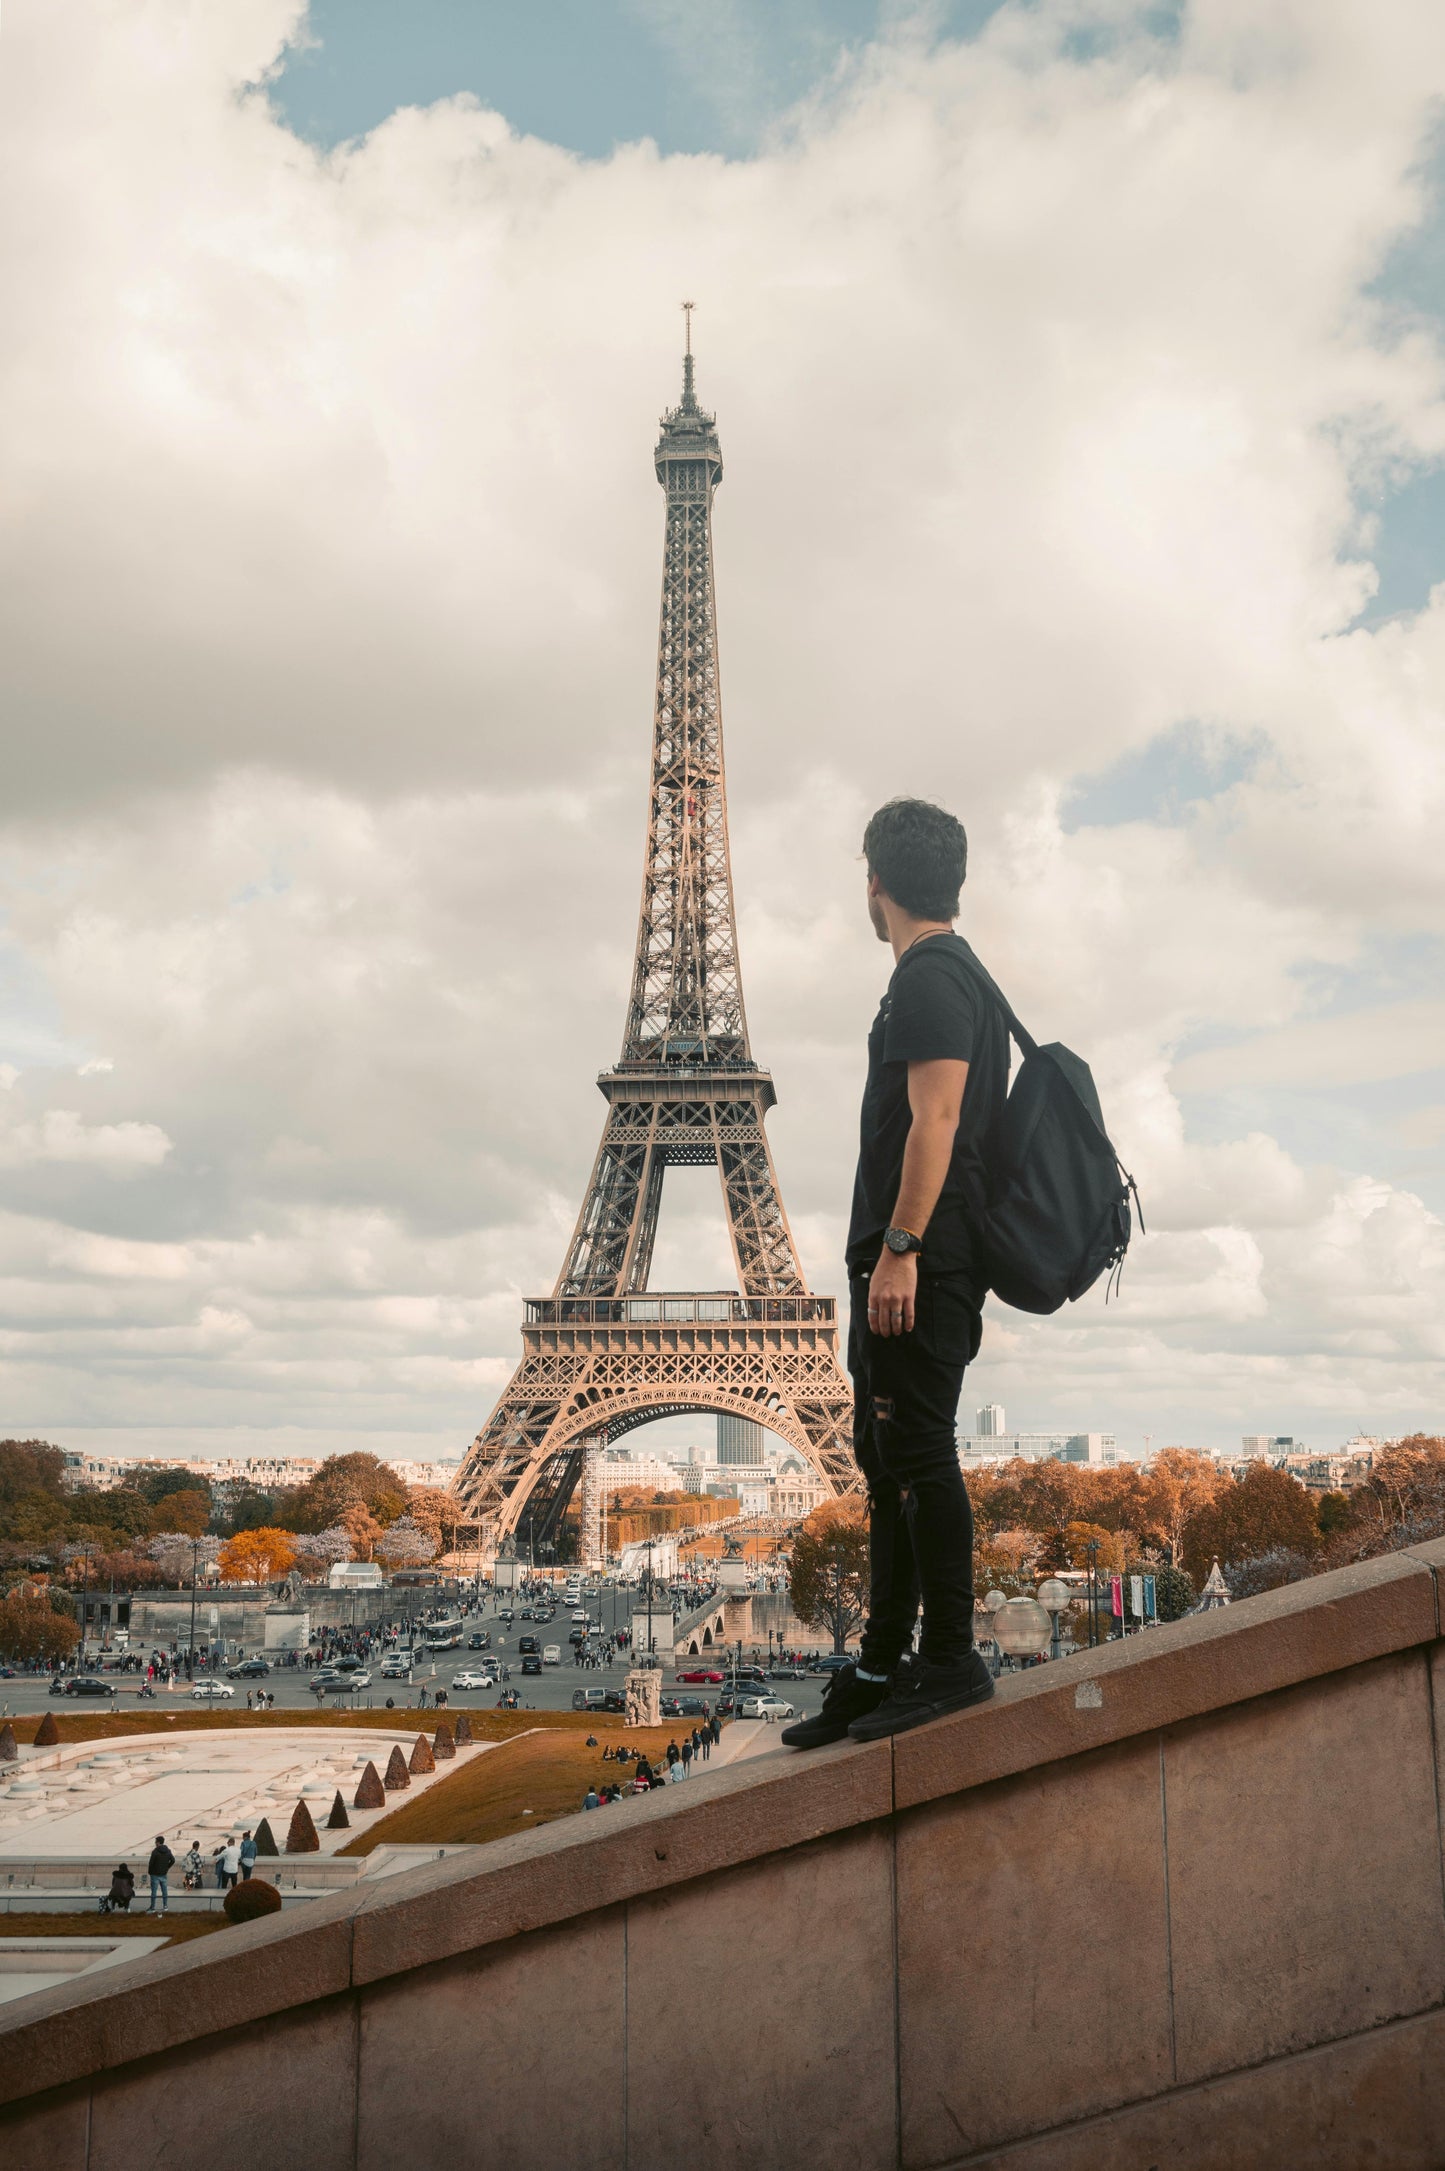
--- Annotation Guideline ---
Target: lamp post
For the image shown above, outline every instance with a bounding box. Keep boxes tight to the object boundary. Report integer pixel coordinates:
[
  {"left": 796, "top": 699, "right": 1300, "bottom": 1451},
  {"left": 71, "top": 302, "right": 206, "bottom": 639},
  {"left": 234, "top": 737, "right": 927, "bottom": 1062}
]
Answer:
[
  {"left": 1036, "top": 1578, "right": 1072, "bottom": 1661},
  {"left": 1084, "top": 1538, "right": 1101, "bottom": 1648},
  {"left": 991, "top": 1596, "right": 1052, "bottom": 1670}
]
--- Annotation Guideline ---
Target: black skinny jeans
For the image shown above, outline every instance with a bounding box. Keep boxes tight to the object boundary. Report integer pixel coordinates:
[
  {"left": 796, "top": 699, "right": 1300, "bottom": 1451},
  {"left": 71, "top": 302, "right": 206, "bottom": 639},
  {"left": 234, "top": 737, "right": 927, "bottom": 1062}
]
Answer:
[{"left": 849, "top": 1269, "right": 982, "bottom": 1671}]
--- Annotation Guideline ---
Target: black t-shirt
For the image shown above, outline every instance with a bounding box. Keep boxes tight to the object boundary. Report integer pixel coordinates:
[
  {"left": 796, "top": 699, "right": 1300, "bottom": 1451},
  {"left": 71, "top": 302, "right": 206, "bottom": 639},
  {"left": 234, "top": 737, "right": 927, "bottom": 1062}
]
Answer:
[{"left": 846, "top": 932, "right": 1008, "bottom": 1283}]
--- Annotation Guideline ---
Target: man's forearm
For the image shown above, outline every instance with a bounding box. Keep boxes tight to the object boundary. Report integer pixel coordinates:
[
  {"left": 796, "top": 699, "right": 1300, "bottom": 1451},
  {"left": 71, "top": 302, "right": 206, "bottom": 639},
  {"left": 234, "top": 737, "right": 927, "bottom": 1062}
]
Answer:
[{"left": 890, "top": 1111, "right": 958, "bottom": 1242}]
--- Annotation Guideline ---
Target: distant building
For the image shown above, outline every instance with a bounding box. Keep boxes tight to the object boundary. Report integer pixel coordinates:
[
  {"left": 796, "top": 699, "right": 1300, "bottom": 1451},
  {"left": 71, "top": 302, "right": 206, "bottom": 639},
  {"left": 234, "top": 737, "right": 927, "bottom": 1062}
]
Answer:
[
  {"left": 328, "top": 1561, "right": 383, "bottom": 1590},
  {"left": 717, "top": 1413, "right": 766, "bottom": 1465},
  {"left": 957, "top": 1430, "right": 1117, "bottom": 1467},
  {"left": 1241, "top": 1435, "right": 1296, "bottom": 1457},
  {"left": 976, "top": 1403, "right": 1006, "bottom": 1436}
]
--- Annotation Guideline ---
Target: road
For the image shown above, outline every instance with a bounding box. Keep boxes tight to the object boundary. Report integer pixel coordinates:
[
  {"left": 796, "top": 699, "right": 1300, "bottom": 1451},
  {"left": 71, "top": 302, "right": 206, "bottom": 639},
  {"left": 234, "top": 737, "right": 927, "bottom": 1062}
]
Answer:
[{"left": 0, "top": 1586, "right": 832, "bottom": 1727}]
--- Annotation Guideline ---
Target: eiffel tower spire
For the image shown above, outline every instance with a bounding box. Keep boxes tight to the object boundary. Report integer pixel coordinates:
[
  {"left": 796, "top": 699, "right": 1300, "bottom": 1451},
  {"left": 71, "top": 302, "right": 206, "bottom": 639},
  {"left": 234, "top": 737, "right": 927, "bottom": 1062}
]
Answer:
[
  {"left": 623, "top": 331, "right": 745, "bottom": 1064},
  {"left": 452, "top": 331, "right": 857, "bottom": 1555}
]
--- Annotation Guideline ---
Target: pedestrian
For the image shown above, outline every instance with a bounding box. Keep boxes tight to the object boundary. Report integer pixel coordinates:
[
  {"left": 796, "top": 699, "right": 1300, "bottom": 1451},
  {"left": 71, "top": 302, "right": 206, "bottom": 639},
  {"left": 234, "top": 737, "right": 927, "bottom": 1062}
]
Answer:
[
  {"left": 218, "top": 1836, "right": 240, "bottom": 1889},
  {"left": 146, "top": 1835, "right": 174, "bottom": 1915},
  {"left": 239, "top": 1830, "right": 257, "bottom": 1881},
  {"left": 680, "top": 1737, "right": 693, "bottom": 1774},
  {"left": 583, "top": 1788, "right": 600, "bottom": 1811},
  {"left": 181, "top": 1842, "right": 203, "bottom": 1891},
  {"left": 100, "top": 1864, "right": 134, "bottom": 1914},
  {"left": 666, "top": 1757, "right": 685, "bottom": 1784},
  {"left": 783, "top": 801, "right": 1000, "bottom": 1752}
]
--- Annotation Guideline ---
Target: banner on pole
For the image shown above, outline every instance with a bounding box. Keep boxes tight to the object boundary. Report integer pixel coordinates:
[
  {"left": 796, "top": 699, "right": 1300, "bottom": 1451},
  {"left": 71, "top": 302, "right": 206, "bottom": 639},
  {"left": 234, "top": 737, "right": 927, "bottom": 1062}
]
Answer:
[
  {"left": 1130, "top": 1574, "right": 1144, "bottom": 1620},
  {"left": 1110, "top": 1573, "right": 1123, "bottom": 1618},
  {"left": 1143, "top": 1574, "right": 1157, "bottom": 1621}
]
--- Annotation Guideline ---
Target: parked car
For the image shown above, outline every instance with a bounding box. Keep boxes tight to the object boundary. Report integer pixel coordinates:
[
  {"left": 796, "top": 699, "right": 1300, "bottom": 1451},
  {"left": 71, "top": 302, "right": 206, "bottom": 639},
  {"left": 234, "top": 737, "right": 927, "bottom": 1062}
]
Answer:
[
  {"left": 190, "top": 1681, "right": 235, "bottom": 1701},
  {"left": 676, "top": 1668, "right": 724, "bottom": 1685},
  {"left": 660, "top": 1694, "right": 707, "bottom": 1719},
  {"left": 54, "top": 1676, "right": 116, "bottom": 1698},
  {"left": 572, "top": 1687, "right": 609, "bottom": 1710},
  {"left": 225, "top": 1658, "right": 271, "bottom": 1680},
  {"left": 741, "top": 1694, "right": 795, "bottom": 1720},
  {"left": 542, "top": 1645, "right": 562, "bottom": 1665}
]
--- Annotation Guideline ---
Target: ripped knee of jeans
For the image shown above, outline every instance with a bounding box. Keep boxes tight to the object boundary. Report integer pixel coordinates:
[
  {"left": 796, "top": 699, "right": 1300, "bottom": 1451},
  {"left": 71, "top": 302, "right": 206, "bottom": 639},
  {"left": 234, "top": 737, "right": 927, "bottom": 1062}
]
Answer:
[{"left": 871, "top": 1394, "right": 896, "bottom": 1425}]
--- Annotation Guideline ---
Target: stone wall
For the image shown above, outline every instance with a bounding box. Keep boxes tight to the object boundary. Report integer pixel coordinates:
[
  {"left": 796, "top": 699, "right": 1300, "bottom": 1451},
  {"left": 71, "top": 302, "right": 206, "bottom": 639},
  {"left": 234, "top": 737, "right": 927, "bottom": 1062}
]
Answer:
[{"left": 6, "top": 1543, "right": 1445, "bottom": 2168}]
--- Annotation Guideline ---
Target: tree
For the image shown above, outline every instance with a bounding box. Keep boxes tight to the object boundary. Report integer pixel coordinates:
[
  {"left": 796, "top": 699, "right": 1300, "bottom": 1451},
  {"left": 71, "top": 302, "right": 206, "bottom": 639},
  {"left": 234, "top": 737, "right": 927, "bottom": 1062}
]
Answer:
[
  {"left": 145, "top": 1488, "right": 211, "bottom": 1538},
  {"left": 217, "top": 1527, "right": 298, "bottom": 1585},
  {"left": 1137, "top": 1449, "right": 1224, "bottom": 1567},
  {"left": 788, "top": 1499, "right": 869, "bottom": 1653},
  {"left": 406, "top": 1486, "right": 460, "bottom": 1553},
  {"left": 1182, "top": 1465, "right": 1319, "bottom": 1581},
  {"left": 149, "top": 1533, "right": 221, "bottom": 1586},
  {"left": 305, "top": 1526, "right": 354, "bottom": 1567},
  {"left": 0, "top": 1583, "right": 79, "bottom": 1663},
  {"left": 337, "top": 1503, "right": 384, "bottom": 1562},
  {"left": 377, "top": 1517, "right": 437, "bottom": 1570},
  {"left": 277, "top": 1454, "right": 407, "bottom": 1536}
]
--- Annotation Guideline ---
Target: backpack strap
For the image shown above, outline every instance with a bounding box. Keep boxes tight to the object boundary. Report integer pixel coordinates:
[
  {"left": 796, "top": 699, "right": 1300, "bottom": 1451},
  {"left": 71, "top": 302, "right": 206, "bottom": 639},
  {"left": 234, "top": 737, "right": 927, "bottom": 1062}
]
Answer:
[{"left": 945, "top": 937, "right": 1039, "bottom": 1059}]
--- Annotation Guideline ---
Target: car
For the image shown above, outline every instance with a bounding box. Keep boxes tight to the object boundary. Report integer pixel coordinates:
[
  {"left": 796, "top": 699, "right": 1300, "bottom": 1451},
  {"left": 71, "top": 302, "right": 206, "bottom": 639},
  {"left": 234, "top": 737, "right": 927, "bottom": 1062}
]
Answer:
[
  {"left": 769, "top": 1665, "right": 808, "bottom": 1681},
  {"left": 568, "top": 1627, "right": 587, "bottom": 1645},
  {"left": 521, "top": 1654, "right": 543, "bottom": 1676},
  {"left": 467, "top": 1632, "right": 490, "bottom": 1650},
  {"left": 498, "top": 1609, "right": 515, "bottom": 1623},
  {"left": 741, "top": 1694, "right": 795, "bottom": 1720},
  {"left": 520, "top": 1608, "right": 534, "bottom": 1621},
  {"left": 225, "top": 1658, "right": 271, "bottom": 1680},
  {"left": 570, "top": 1609, "right": 588, "bottom": 1624},
  {"left": 517, "top": 1635, "right": 539, "bottom": 1655},
  {"left": 54, "top": 1676, "right": 116, "bottom": 1698},
  {"left": 333, "top": 1656, "right": 366, "bottom": 1673},
  {"left": 330, "top": 1669, "right": 370, "bottom": 1690},
  {"left": 572, "top": 1687, "right": 609, "bottom": 1710},
  {"left": 379, "top": 1657, "right": 411, "bottom": 1679},
  {"left": 541, "top": 1645, "right": 562, "bottom": 1665},
  {"left": 660, "top": 1694, "right": 707, "bottom": 1719},
  {"left": 676, "top": 1668, "right": 724, "bottom": 1685},
  {"left": 451, "top": 1668, "right": 498, "bottom": 1691},
  {"left": 190, "top": 1681, "right": 235, "bottom": 1701},
  {"left": 809, "top": 1654, "right": 852, "bottom": 1675}
]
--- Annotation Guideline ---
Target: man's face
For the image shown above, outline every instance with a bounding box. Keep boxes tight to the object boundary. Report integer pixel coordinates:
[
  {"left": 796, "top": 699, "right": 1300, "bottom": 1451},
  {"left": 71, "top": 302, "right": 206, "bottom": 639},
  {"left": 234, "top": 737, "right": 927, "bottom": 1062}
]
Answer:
[{"left": 866, "top": 873, "right": 889, "bottom": 942}]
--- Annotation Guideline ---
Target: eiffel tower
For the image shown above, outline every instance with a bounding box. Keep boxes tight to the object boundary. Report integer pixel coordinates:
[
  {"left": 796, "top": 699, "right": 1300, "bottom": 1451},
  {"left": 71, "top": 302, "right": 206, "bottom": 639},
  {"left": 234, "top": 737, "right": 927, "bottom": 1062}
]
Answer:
[{"left": 453, "top": 321, "right": 856, "bottom": 1556}]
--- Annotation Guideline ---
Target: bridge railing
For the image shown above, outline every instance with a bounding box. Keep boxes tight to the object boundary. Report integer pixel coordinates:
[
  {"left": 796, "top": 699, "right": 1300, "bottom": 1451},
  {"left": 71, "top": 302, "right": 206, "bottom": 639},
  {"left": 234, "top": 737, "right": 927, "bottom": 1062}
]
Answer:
[{"left": 524, "top": 1294, "right": 837, "bottom": 1326}]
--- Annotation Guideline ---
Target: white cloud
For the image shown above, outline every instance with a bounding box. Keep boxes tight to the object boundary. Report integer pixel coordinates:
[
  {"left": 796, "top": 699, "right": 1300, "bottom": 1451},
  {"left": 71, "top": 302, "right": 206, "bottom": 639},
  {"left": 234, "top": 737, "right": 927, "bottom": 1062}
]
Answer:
[{"left": 1, "top": 0, "right": 1444, "bottom": 1454}]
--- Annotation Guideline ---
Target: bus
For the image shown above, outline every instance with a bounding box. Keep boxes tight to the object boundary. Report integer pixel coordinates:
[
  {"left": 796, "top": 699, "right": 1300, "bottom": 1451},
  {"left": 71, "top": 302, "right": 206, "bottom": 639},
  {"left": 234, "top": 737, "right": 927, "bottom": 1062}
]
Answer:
[{"left": 417, "top": 1616, "right": 464, "bottom": 1652}]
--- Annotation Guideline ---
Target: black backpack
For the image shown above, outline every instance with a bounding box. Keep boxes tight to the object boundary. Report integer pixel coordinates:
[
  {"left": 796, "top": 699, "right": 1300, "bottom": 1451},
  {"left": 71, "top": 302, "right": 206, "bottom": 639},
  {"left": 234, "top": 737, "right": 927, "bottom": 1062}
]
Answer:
[{"left": 954, "top": 942, "right": 1142, "bottom": 1314}]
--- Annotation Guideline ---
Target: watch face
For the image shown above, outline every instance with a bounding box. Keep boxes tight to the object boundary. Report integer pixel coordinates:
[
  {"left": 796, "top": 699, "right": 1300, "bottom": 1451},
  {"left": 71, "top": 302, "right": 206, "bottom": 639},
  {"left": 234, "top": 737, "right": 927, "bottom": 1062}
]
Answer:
[{"left": 886, "top": 1229, "right": 908, "bottom": 1253}]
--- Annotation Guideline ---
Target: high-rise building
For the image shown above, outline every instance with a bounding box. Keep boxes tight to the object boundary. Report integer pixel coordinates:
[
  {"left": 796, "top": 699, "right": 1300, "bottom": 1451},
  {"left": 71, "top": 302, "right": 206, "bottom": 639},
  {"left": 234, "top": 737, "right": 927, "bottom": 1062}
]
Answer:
[
  {"left": 717, "top": 1413, "right": 765, "bottom": 1466},
  {"left": 976, "top": 1403, "right": 1006, "bottom": 1436}
]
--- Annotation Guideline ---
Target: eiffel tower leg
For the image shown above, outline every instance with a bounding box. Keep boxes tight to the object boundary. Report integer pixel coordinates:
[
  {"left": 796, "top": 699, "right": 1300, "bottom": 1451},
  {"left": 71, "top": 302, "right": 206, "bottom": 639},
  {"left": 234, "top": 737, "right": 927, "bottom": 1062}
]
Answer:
[{"left": 714, "top": 1100, "right": 806, "bottom": 1297}]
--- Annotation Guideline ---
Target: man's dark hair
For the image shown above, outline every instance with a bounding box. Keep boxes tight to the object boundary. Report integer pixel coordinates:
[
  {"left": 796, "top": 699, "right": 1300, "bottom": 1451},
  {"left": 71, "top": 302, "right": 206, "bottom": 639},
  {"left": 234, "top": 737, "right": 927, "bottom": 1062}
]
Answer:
[{"left": 862, "top": 798, "right": 967, "bottom": 920}]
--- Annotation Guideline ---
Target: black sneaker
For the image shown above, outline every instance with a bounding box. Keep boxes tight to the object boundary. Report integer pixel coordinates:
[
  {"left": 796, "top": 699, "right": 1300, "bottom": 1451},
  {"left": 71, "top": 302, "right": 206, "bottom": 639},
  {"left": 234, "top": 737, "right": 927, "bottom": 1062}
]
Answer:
[
  {"left": 779, "top": 1662, "right": 889, "bottom": 1749},
  {"left": 846, "top": 1651, "right": 995, "bottom": 1741}
]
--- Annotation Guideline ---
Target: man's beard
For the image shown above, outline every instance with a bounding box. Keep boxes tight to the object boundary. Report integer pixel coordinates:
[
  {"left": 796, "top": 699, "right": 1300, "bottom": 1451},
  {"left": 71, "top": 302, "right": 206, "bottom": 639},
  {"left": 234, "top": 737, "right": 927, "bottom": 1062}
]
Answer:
[{"left": 867, "top": 891, "right": 890, "bottom": 942}]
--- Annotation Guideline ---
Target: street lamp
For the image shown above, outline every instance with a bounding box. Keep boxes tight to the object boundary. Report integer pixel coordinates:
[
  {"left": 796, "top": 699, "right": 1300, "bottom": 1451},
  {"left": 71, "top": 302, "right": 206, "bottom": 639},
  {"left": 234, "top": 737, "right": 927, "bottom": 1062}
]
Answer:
[
  {"left": 1036, "top": 1578, "right": 1072, "bottom": 1661},
  {"left": 1084, "top": 1538, "right": 1101, "bottom": 1647},
  {"left": 991, "top": 1596, "right": 1052, "bottom": 1668}
]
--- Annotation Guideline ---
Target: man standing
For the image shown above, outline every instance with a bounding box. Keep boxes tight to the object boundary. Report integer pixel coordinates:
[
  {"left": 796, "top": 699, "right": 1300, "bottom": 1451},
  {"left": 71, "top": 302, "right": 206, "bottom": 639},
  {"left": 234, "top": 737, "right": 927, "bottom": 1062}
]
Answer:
[
  {"left": 784, "top": 799, "right": 1003, "bottom": 1749},
  {"left": 146, "top": 1834, "right": 174, "bottom": 1915},
  {"left": 238, "top": 1830, "right": 257, "bottom": 1881}
]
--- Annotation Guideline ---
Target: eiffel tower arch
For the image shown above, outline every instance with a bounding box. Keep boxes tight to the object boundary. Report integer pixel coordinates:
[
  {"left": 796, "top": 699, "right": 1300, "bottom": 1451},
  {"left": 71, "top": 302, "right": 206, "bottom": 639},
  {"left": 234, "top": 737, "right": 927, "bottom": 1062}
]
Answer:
[{"left": 453, "top": 327, "right": 857, "bottom": 1553}]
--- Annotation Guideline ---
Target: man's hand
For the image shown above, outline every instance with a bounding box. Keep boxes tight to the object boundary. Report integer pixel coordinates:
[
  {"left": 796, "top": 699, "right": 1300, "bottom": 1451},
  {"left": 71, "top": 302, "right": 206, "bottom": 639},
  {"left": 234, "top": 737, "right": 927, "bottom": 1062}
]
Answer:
[{"left": 868, "top": 1246, "right": 918, "bottom": 1337}]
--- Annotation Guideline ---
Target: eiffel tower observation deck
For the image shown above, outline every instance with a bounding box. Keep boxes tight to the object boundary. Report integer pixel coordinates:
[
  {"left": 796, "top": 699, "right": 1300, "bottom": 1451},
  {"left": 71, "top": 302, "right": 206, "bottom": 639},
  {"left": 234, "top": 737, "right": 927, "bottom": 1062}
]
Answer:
[{"left": 453, "top": 324, "right": 856, "bottom": 1554}]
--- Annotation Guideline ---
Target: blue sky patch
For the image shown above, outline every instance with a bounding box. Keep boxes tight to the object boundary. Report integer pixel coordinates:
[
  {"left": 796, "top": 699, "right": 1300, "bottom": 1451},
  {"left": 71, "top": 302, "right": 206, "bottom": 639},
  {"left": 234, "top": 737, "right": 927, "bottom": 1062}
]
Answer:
[{"left": 1061, "top": 721, "right": 1263, "bottom": 832}]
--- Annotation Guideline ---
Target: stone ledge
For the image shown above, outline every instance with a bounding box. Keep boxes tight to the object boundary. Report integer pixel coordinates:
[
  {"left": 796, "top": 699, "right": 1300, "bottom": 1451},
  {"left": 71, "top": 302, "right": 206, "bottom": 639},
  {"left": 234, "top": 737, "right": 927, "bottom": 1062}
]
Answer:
[
  {"left": 0, "top": 1543, "right": 1440, "bottom": 2115},
  {"left": 893, "top": 1548, "right": 1439, "bottom": 1811}
]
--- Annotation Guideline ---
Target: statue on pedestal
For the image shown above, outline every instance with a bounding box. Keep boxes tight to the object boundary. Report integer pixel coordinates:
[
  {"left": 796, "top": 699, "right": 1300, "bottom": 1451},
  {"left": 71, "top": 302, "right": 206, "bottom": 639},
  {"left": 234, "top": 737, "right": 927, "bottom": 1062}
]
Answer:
[{"left": 624, "top": 1668, "right": 662, "bottom": 1728}]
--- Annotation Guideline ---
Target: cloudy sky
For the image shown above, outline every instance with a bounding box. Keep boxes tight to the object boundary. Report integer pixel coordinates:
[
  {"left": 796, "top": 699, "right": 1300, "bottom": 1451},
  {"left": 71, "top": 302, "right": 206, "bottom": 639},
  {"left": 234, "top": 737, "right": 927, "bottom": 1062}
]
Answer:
[{"left": 3, "top": 0, "right": 1445, "bottom": 1466}]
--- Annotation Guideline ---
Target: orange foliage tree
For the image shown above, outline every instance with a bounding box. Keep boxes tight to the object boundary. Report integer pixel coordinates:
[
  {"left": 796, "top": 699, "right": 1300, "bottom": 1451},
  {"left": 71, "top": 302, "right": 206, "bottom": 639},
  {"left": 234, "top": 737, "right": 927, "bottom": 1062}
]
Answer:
[{"left": 217, "top": 1527, "right": 298, "bottom": 1585}]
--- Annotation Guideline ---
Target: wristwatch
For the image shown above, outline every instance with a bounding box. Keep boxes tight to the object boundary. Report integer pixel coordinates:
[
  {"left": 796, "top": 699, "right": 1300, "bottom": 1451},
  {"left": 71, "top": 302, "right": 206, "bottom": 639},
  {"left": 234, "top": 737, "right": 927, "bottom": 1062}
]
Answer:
[{"left": 883, "top": 1226, "right": 923, "bottom": 1256}]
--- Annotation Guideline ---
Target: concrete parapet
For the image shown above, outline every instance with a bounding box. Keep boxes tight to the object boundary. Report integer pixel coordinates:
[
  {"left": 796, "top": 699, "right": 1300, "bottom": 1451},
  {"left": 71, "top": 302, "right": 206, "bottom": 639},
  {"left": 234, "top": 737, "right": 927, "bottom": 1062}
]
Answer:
[{"left": 4, "top": 1540, "right": 1445, "bottom": 2166}]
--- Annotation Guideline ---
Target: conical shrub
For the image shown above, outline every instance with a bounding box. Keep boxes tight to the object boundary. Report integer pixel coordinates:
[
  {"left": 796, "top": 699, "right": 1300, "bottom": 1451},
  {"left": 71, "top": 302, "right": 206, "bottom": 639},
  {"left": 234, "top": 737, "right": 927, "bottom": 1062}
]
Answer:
[
  {"left": 326, "top": 1789, "right": 350, "bottom": 1830},
  {"left": 454, "top": 1714, "right": 473, "bottom": 1745},
  {"left": 33, "top": 1712, "right": 60, "bottom": 1747},
  {"left": 253, "top": 1817, "right": 279, "bottom": 1856},
  {"left": 354, "top": 1760, "right": 385, "bottom": 1809},
  {"left": 285, "top": 1798, "right": 320, "bottom": 1853},
  {"left": 409, "top": 1733, "right": 435, "bottom": 1775},
  {"left": 383, "top": 1744, "right": 410, "bottom": 1790},
  {"left": 0, "top": 1722, "right": 17, "bottom": 1762},
  {"left": 432, "top": 1721, "right": 455, "bottom": 1760}
]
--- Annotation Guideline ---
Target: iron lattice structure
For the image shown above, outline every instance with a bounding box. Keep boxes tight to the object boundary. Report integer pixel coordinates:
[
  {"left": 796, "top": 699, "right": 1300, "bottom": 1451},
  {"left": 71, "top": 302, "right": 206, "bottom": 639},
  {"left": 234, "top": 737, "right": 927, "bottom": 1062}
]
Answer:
[{"left": 453, "top": 338, "right": 857, "bottom": 1551}]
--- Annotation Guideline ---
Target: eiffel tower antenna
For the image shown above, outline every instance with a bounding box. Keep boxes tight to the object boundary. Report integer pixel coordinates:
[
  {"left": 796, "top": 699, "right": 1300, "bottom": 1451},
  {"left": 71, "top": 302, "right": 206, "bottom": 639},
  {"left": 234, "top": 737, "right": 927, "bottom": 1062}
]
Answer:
[{"left": 453, "top": 331, "right": 857, "bottom": 1557}]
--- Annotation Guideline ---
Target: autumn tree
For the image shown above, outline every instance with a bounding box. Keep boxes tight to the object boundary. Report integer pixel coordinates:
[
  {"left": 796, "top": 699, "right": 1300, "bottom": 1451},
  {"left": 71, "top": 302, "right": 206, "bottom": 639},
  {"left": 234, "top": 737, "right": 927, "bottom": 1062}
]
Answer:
[
  {"left": 1182, "top": 1465, "right": 1318, "bottom": 1581},
  {"left": 145, "top": 1488, "right": 211, "bottom": 1538},
  {"left": 1137, "top": 1449, "right": 1223, "bottom": 1567},
  {"left": 788, "top": 1499, "right": 869, "bottom": 1653},
  {"left": 0, "top": 1583, "right": 79, "bottom": 1663},
  {"left": 217, "top": 1527, "right": 298, "bottom": 1585},
  {"left": 406, "top": 1486, "right": 460, "bottom": 1552},
  {"left": 278, "top": 1454, "right": 407, "bottom": 1536}
]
